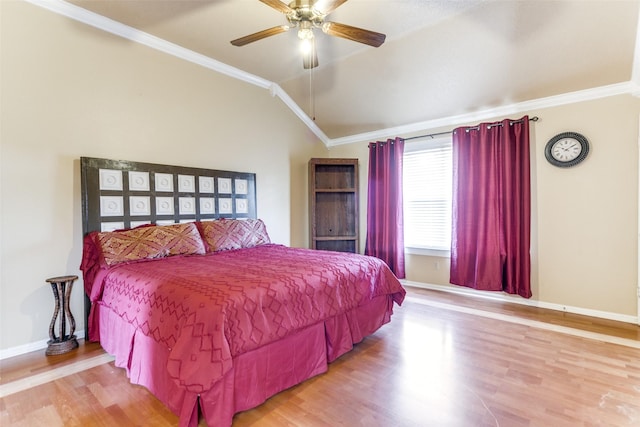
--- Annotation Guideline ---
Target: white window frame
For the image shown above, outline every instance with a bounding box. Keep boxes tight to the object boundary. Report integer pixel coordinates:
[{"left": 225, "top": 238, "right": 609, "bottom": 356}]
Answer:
[{"left": 403, "top": 135, "right": 452, "bottom": 257}]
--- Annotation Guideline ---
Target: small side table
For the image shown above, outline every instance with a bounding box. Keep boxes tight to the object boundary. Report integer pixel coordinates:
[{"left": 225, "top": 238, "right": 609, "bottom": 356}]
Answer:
[{"left": 45, "top": 275, "right": 79, "bottom": 356}]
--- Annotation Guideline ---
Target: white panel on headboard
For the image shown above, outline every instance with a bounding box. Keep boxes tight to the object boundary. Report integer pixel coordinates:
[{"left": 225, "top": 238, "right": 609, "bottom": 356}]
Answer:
[
  {"left": 178, "top": 175, "right": 195, "bottom": 192},
  {"left": 128, "top": 171, "right": 150, "bottom": 191},
  {"left": 218, "top": 178, "right": 232, "bottom": 194},
  {"left": 155, "top": 173, "right": 174, "bottom": 192},
  {"left": 99, "top": 169, "right": 122, "bottom": 191},
  {"left": 130, "top": 196, "right": 151, "bottom": 216},
  {"left": 199, "top": 177, "right": 215, "bottom": 194},
  {"left": 82, "top": 156, "right": 257, "bottom": 234},
  {"left": 100, "top": 196, "right": 124, "bottom": 217}
]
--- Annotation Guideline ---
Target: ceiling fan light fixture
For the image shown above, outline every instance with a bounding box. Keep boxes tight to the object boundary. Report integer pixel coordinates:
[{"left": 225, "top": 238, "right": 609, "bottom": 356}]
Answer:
[
  {"left": 300, "top": 37, "right": 313, "bottom": 54},
  {"left": 297, "top": 27, "right": 314, "bottom": 40},
  {"left": 232, "top": 0, "right": 386, "bottom": 68},
  {"left": 298, "top": 20, "right": 314, "bottom": 54}
]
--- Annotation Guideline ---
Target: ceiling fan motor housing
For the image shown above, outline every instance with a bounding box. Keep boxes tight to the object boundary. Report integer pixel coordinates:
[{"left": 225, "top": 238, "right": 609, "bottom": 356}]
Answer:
[{"left": 286, "top": 0, "right": 326, "bottom": 28}]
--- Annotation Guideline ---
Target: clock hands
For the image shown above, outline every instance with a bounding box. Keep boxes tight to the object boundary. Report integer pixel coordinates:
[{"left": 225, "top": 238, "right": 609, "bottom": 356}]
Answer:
[{"left": 552, "top": 139, "right": 581, "bottom": 161}]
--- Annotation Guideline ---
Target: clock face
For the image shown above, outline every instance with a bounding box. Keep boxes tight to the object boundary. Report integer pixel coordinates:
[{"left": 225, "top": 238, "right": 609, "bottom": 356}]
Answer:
[
  {"left": 545, "top": 132, "right": 589, "bottom": 168},
  {"left": 551, "top": 137, "right": 582, "bottom": 162}
]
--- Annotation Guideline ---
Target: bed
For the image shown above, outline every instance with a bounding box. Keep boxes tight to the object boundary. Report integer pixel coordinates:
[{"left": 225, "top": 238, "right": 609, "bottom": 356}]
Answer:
[{"left": 79, "top": 157, "right": 405, "bottom": 426}]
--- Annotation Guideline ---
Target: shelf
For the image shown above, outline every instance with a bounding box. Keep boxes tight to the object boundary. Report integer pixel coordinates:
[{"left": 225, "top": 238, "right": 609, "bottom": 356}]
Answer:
[
  {"left": 309, "top": 158, "right": 359, "bottom": 254},
  {"left": 314, "top": 188, "right": 356, "bottom": 193},
  {"left": 313, "top": 236, "right": 357, "bottom": 241},
  {"left": 315, "top": 239, "right": 357, "bottom": 253}
]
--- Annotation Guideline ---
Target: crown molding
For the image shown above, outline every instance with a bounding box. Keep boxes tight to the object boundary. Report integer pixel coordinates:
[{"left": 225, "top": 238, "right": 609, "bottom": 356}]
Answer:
[
  {"left": 327, "top": 81, "right": 636, "bottom": 147},
  {"left": 25, "top": 0, "right": 273, "bottom": 89},
  {"left": 26, "top": 0, "right": 640, "bottom": 149},
  {"left": 269, "top": 84, "right": 330, "bottom": 145},
  {"left": 25, "top": 0, "right": 329, "bottom": 144}
]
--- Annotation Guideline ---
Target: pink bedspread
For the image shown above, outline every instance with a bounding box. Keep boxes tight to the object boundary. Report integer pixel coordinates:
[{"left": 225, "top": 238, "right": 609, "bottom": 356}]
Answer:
[{"left": 86, "top": 244, "right": 405, "bottom": 397}]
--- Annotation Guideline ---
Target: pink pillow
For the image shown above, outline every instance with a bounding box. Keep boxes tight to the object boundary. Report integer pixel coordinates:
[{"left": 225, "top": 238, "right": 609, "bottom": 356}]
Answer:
[
  {"left": 97, "top": 222, "right": 205, "bottom": 266},
  {"left": 198, "top": 219, "right": 270, "bottom": 252}
]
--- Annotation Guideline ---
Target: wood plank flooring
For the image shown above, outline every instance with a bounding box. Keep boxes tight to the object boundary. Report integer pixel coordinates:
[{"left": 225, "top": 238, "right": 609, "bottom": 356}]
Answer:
[{"left": 1, "top": 286, "right": 639, "bottom": 426}]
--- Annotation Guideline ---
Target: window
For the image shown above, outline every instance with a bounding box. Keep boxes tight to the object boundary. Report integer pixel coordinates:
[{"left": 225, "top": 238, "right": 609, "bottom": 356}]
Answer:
[{"left": 403, "top": 136, "right": 452, "bottom": 255}]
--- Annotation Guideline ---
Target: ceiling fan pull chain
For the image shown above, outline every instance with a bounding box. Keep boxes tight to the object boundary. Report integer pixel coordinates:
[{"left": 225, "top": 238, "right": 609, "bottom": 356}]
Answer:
[{"left": 310, "top": 40, "right": 316, "bottom": 121}]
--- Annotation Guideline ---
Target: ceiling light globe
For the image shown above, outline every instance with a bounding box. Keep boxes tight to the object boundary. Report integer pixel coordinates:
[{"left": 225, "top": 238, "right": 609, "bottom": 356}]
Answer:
[{"left": 300, "top": 38, "right": 312, "bottom": 54}]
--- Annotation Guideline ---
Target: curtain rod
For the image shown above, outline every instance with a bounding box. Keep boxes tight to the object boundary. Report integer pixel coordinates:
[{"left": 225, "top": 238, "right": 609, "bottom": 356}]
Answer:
[{"left": 403, "top": 116, "right": 539, "bottom": 142}]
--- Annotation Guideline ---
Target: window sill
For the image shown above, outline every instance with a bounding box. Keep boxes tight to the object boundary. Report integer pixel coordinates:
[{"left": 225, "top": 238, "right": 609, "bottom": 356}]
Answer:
[{"left": 405, "top": 247, "right": 451, "bottom": 257}]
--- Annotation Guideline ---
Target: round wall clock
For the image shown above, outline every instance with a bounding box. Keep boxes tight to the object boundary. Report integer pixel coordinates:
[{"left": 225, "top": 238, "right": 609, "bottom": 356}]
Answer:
[{"left": 544, "top": 132, "right": 589, "bottom": 168}]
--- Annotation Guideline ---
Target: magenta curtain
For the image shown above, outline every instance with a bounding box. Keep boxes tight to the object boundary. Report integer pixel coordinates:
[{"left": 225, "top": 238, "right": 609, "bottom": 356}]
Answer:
[
  {"left": 450, "top": 116, "right": 531, "bottom": 298},
  {"left": 365, "top": 137, "right": 405, "bottom": 278}
]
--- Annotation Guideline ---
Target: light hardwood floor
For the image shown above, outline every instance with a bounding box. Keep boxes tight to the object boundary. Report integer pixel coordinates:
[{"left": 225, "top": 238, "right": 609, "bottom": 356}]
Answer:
[{"left": 1, "top": 286, "right": 639, "bottom": 426}]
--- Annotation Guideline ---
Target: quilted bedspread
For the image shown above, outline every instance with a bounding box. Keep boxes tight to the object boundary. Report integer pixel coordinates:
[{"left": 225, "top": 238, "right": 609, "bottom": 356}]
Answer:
[{"left": 91, "top": 244, "right": 405, "bottom": 394}]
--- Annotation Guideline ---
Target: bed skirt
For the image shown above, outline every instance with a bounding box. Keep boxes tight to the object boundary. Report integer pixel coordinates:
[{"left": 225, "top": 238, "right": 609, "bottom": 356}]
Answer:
[{"left": 96, "top": 294, "right": 396, "bottom": 427}]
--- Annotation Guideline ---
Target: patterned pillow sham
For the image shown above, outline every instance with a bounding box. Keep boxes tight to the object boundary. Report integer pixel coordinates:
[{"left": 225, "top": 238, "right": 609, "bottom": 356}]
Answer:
[
  {"left": 198, "top": 219, "right": 271, "bottom": 252},
  {"left": 97, "top": 222, "right": 206, "bottom": 266}
]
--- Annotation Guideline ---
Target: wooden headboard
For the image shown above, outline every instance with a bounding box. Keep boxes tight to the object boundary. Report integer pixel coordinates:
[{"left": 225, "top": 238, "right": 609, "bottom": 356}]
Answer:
[
  {"left": 80, "top": 157, "right": 257, "bottom": 235},
  {"left": 80, "top": 157, "right": 257, "bottom": 339}
]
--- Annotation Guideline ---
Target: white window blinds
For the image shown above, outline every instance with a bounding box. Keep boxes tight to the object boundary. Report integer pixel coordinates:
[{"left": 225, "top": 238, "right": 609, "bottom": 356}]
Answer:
[{"left": 403, "top": 138, "right": 452, "bottom": 251}]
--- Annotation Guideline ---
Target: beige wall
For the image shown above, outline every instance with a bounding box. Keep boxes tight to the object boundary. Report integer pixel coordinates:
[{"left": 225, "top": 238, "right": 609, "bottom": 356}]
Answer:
[
  {"left": 329, "top": 95, "right": 640, "bottom": 318},
  {"left": 0, "top": 2, "right": 328, "bottom": 352},
  {"left": 2, "top": 1, "right": 638, "bottom": 355}
]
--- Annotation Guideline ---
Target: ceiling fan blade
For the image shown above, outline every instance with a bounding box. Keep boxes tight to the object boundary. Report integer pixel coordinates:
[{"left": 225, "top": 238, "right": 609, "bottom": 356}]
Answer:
[
  {"left": 322, "top": 21, "right": 386, "bottom": 47},
  {"left": 303, "top": 48, "right": 319, "bottom": 69},
  {"left": 313, "top": 0, "right": 348, "bottom": 14},
  {"left": 259, "top": 0, "right": 294, "bottom": 14},
  {"left": 230, "top": 25, "right": 290, "bottom": 46}
]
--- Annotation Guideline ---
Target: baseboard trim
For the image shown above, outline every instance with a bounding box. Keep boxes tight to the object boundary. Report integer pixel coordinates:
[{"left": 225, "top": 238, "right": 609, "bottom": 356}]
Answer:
[
  {"left": 403, "top": 281, "right": 638, "bottom": 325},
  {"left": 2, "top": 282, "right": 636, "bottom": 359},
  {"left": 0, "top": 330, "right": 85, "bottom": 361}
]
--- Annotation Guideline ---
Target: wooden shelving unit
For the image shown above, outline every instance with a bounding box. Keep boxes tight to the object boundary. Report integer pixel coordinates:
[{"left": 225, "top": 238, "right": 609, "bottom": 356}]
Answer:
[{"left": 308, "top": 158, "right": 359, "bottom": 253}]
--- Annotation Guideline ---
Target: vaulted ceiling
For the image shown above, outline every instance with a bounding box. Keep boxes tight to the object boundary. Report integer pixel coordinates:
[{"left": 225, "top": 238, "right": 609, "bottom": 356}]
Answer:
[{"left": 64, "top": 0, "right": 640, "bottom": 144}]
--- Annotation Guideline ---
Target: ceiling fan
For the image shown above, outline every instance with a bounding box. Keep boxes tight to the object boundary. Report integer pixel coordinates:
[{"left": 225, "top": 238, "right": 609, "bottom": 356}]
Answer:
[{"left": 230, "top": 0, "right": 386, "bottom": 69}]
